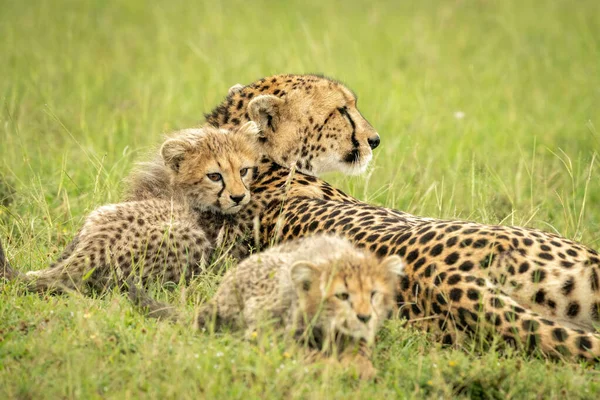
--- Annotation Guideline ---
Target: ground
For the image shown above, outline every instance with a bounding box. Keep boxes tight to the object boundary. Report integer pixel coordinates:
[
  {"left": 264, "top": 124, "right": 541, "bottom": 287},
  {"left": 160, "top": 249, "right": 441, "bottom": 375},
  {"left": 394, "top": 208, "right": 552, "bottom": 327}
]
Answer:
[{"left": 1, "top": 0, "right": 600, "bottom": 398}]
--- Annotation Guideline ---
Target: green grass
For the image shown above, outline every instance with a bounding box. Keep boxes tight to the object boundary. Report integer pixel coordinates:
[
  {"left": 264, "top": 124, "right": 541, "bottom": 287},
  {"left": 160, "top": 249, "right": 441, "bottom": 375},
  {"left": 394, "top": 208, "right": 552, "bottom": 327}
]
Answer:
[{"left": 1, "top": 0, "right": 600, "bottom": 398}]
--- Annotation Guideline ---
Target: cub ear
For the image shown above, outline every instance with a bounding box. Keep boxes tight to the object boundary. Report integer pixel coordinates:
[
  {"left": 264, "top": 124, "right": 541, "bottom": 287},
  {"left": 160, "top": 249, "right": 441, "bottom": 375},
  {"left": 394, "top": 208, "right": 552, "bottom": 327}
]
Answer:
[
  {"left": 381, "top": 255, "right": 405, "bottom": 277},
  {"left": 228, "top": 84, "right": 244, "bottom": 96},
  {"left": 290, "top": 261, "right": 319, "bottom": 293},
  {"left": 234, "top": 121, "right": 261, "bottom": 142},
  {"left": 247, "top": 94, "right": 285, "bottom": 134},
  {"left": 160, "top": 138, "right": 191, "bottom": 172}
]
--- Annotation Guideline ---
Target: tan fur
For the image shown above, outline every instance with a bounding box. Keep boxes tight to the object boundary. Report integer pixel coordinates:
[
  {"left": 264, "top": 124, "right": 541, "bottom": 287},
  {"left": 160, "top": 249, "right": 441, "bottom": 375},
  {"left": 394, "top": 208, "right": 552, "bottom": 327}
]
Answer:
[
  {"left": 129, "top": 235, "right": 404, "bottom": 379},
  {"left": 124, "top": 74, "right": 380, "bottom": 202},
  {"left": 196, "top": 235, "right": 404, "bottom": 379},
  {"left": 208, "top": 74, "right": 379, "bottom": 176},
  {"left": 261, "top": 196, "right": 600, "bottom": 362},
  {"left": 5, "top": 124, "right": 260, "bottom": 294}
]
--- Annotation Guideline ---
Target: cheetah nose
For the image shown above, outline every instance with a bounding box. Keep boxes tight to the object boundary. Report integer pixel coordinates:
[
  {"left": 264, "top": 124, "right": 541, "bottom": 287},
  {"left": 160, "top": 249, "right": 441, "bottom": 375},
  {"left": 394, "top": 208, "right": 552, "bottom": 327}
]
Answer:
[
  {"left": 230, "top": 194, "right": 246, "bottom": 204},
  {"left": 357, "top": 314, "right": 372, "bottom": 324},
  {"left": 367, "top": 135, "right": 380, "bottom": 150}
]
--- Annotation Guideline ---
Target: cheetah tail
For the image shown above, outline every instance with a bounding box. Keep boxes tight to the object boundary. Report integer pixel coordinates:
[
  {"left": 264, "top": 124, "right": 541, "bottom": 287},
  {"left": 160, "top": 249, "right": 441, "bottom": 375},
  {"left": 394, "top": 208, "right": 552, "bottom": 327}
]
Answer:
[
  {"left": 0, "top": 239, "right": 17, "bottom": 281},
  {"left": 126, "top": 279, "right": 180, "bottom": 323}
]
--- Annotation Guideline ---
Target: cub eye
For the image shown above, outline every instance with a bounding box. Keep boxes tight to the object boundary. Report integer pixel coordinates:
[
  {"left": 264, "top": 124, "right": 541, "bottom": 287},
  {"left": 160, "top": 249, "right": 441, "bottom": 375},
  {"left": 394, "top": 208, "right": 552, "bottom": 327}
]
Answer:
[
  {"left": 207, "top": 173, "right": 222, "bottom": 182},
  {"left": 335, "top": 292, "right": 349, "bottom": 301},
  {"left": 240, "top": 167, "right": 249, "bottom": 177},
  {"left": 370, "top": 290, "right": 377, "bottom": 300}
]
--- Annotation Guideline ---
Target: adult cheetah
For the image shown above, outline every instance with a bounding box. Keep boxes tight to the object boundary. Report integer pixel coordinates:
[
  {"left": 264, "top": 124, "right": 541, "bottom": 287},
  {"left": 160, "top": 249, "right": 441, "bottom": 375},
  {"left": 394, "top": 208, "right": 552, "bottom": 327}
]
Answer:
[
  {"left": 1, "top": 123, "right": 260, "bottom": 293},
  {"left": 122, "top": 74, "right": 599, "bottom": 361}
]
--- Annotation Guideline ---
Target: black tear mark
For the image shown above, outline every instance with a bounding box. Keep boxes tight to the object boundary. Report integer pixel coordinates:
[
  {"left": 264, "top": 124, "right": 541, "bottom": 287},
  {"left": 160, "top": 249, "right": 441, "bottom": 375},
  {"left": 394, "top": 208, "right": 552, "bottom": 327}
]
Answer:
[{"left": 337, "top": 106, "right": 359, "bottom": 148}]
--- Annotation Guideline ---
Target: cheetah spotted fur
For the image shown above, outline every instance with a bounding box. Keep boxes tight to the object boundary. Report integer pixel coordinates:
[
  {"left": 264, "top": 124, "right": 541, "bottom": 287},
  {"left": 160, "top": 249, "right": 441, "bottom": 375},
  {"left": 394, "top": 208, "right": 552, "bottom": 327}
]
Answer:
[
  {"left": 1, "top": 123, "right": 260, "bottom": 293},
  {"left": 129, "top": 235, "right": 405, "bottom": 380}
]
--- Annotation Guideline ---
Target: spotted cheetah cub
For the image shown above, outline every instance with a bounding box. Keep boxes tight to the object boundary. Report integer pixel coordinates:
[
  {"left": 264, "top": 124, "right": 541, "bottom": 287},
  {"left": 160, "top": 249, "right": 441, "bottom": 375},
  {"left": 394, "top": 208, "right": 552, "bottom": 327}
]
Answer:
[
  {"left": 3, "top": 122, "right": 260, "bottom": 294},
  {"left": 130, "top": 235, "right": 404, "bottom": 379}
]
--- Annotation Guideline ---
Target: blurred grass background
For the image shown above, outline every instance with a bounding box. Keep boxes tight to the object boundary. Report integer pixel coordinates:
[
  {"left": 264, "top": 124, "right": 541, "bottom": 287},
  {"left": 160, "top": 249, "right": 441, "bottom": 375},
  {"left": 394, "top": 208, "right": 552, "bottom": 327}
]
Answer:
[{"left": 1, "top": 0, "right": 599, "bottom": 398}]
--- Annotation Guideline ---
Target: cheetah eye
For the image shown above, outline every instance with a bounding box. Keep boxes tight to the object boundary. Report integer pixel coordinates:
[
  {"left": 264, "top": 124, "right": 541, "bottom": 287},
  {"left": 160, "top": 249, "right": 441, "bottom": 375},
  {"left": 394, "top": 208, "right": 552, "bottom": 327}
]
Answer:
[
  {"left": 207, "top": 173, "right": 222, "bottom": 182},
  {"left": 370, "top": 290, "right": 377, "bottom": 300},
  {"left": 240, "top": 167, "right": 249, "bottom": 177},
  {"left": 335, "top": 292, "right": 350, "bottom": 301}
]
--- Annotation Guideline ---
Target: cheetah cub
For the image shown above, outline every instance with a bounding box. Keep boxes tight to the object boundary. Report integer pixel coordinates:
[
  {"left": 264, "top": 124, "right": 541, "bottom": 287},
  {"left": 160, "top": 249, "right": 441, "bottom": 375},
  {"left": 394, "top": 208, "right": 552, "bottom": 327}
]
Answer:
[
  {"left": 4, "top": 122, "right": 260, "bottom": 294},
  {"left": 130, "top": 235, "right": 405, "bottom": 379}
]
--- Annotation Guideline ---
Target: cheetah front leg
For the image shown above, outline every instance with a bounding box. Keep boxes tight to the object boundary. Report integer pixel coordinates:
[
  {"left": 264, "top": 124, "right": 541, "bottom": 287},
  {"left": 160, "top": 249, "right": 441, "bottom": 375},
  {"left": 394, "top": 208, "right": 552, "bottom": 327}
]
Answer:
[
  {"left": 338, "top": 340, "right": 377, "bottom": 380},
  {"left": 305, "top": 337, "right": 377, "bottom": 380}
]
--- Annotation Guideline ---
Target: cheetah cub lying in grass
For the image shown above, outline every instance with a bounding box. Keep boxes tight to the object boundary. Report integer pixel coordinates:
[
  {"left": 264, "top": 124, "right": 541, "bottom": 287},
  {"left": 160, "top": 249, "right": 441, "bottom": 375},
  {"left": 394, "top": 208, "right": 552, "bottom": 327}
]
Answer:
[
  {"left": 129, "top": 235, "right": 405, "bottom": 379},
  {"left": 1, "top": 122, "right": 260, "bottom": 294}
]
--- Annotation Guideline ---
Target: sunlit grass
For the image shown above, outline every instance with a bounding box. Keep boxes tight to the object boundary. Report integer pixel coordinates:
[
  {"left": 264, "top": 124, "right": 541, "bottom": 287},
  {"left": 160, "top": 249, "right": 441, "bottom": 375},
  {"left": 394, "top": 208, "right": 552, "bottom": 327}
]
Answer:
[{"left": 1, "top": 0, "right": 600, "bottom": 398}]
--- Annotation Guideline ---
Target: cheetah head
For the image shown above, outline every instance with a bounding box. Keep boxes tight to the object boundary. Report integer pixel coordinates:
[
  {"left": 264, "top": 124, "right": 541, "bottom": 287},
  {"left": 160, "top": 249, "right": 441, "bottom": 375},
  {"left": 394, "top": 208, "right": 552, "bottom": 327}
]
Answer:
[
  {"left": 160, "top": 122, "right": 260, "bottom": 214},
  {"left": 290, "top": 250, "right": 404, "bottom": 345},
  {"left": 207, "top": 74, "right": 380, "bottom": 176}
]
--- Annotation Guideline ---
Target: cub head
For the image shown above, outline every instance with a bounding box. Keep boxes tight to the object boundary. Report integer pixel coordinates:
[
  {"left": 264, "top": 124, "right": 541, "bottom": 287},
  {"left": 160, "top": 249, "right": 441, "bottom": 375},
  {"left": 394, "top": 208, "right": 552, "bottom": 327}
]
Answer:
[
  {"left": 290, "top": 248, "right": 404, "bottom": 345},
  {"left": 206, "top": 74, "right": 380, "bottom": 176},
  {"left": 160, "top": 122, "right": 259, "bottom": 214}
]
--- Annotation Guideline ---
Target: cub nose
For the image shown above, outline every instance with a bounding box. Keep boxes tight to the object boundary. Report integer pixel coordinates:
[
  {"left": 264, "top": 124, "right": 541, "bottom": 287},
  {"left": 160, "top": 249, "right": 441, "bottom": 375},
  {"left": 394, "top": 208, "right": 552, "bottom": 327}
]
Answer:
[
  {"left": 357, "top": 314, "right": 372, "bottom": 324},
  {"left": 230, "top": 194, "right": 246, "bottom": 204},
  {"left": 367, "top": 135, "right": 380, "bottom": 150}
]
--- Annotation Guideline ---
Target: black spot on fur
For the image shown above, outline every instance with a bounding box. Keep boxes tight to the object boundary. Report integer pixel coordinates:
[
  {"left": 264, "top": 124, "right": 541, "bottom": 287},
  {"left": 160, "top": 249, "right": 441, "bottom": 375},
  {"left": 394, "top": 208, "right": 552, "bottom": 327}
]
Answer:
[
  {"left": 444, "top": 252, "right": 460, "bottom": 265},
  {"left": 503, "top": 311, "right": 518, "bottom": 322},
  {"left": 434, "top": 272, "right": 447, "bottom": 285},
  {"left": 479, "top": 253, "right": 495, "bottom": 269},
  {"left": 591, "top": 268, "right": 599, "bottom": 292},
  {"left": 467, "top": 289, "right": 480, "bottom": 301},
  {"left": 561, "top": 277, "right": 575, "bottom": 296},
  {"left": 429, "top": 244, "right": 444, "bottom": 256},
  {"left": 436, "top": 293, "right": 447, "bottom": 305},
  {"left": 446, "top": 236, "right": 458, "bottom": 247},
  {"left": 449, "top": 288, "right": 463, "bottom": 302},
  {"left": 442, "top": 334, "right": 454, "bottom": 346},
  {"left": 566, "top": 302, "right": 580, "bottom": 317},
  {"left": 566, "top": 249, "right": 578, "bottom": 257},
  {"left": 413, "top": 257, "right": 426, "bottom": 272},
  {"left": 419, "top": 231, "right": 435, "bottom": 244},
  {"left": 473, "top": 239, "right": 488, "bottom": 248},
  {"left": 526, "top": 334, "right": 540, "bottom": 352},
  {"left": 424, "top": 264, "right": 437, "bottom": 278},
  {"left": 577, "top": 336, "right": 592, "bottom": 352},
  {"left": 539, "top": 318, "right": 555, "bottom": 326},
  {"left": 531, "top": 269, "right": 546, "bottom": 283},
  {"left": 490, "top": 297, "right": 505, "bottom": 308},
  {"left": 533, "top": 289, "right": 546, "bottom": 304},
  {"left": 591, "top": 303, "right": 600, "bottom": 321},
  {"left": 459, "top": 261, "right": 474, "bottom": 272},
  {"left": 522, "top": 319, "right": 540, "bottom": 332},
  {"left": 406, "top": 250, "right": 419, "bottom": 263},
  {"left": 447, "top": 274, "right": 461, "bottom": 285},
  {"left": 560, "top": 261, "right": 574, "bottom": 268}
]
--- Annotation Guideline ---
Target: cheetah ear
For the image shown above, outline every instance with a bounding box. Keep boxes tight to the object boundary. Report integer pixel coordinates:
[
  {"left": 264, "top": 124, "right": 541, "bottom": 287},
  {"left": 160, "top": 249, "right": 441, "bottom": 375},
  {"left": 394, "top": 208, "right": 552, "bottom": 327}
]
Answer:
[
  {"left": 234, "top": 121, "right": 261, "bottom": 142},
  {"left": 228, "top": 84, "right": 244, "bottom": 96},
  {"left": 381, "top": 255, "right": 405, "bottom": 277},
  {"left": 160, "top": 138, "right": 192, "bottom": 173},
  {"left": 248, "top": 95, "right": 285, "bottom": 134},
  {"left": 290, "top": 261, "right": 319, "bottom": 293}
]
